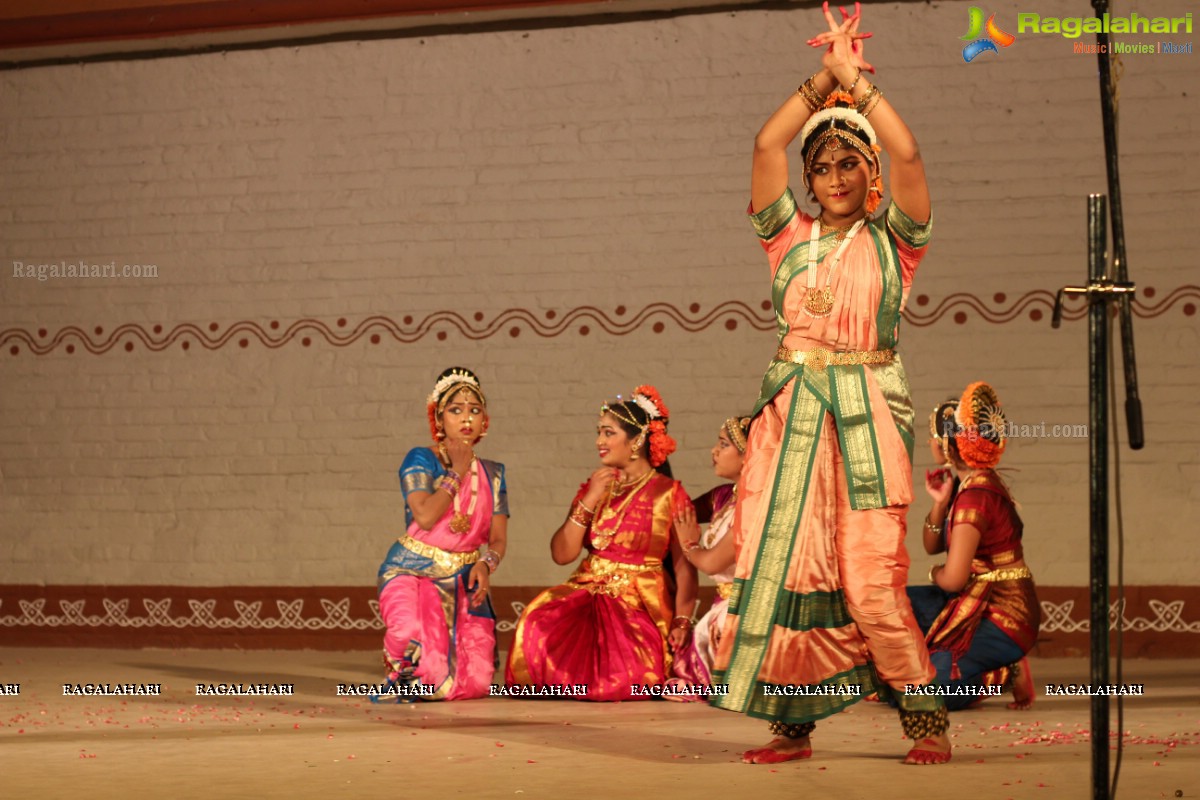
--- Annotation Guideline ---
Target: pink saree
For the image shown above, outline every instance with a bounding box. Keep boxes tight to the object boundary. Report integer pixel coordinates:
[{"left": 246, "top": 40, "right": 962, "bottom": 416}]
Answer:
[{"left": 376, "top": 447, "right": 507, "bottom": 701}]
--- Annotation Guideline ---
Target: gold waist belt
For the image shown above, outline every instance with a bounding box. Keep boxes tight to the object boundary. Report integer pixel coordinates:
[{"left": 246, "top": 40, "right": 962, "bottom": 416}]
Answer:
[
  {"left": 775, "top": 345, "right": 894, "bottom": 371},
  {"left": 572, "top": 554, "right": 661, "bottom": 598},
  {"left": 397, "top": 533, "right": 479, "bottom": 571},
  {"left": 973, "top": 567, "right": 1033, "bottom": 583},
  {"left": 584, "top": 554, "right": 662, "bottom": 576},
  {"left": 715, "top": 583, "right": 734, "bottom": 600}
]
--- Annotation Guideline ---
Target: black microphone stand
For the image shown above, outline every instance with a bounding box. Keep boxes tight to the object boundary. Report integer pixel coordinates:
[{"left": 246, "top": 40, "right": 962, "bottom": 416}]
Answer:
[{"left": 1051, "top": 2, "right": 1145, "bottom": 798}]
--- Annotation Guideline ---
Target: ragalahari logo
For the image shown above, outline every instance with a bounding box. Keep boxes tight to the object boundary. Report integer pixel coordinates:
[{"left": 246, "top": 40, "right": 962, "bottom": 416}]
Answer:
[{"left": 960, "top": 7, "right": 1016, "bottom": 62}]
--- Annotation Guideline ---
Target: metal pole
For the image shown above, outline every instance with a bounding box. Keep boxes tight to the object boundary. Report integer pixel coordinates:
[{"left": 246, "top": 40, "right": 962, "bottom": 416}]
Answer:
[
  {"left": 1087, "top": 194, "right": 1110, "bottom": 800},
  {"left": 1090, "top": 0, "right": 1144, "bottom": 451}
]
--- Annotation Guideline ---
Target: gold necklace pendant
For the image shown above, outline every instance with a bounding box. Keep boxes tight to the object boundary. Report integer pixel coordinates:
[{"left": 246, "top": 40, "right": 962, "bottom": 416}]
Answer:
[
  {"left": 449, "top": 513, "right": 472, "bottom": 534},
  {"left": 821, "top": 224, "right": 850, "bottom": 241},
  {"left": 803, "top": 286, "right": 835, "bottom": 317}
]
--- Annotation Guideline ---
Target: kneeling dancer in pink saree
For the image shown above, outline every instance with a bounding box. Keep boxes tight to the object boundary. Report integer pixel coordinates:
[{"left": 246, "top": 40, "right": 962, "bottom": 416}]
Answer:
[{"left": 374, "top": 367, "right": 508, "bottom": 701}]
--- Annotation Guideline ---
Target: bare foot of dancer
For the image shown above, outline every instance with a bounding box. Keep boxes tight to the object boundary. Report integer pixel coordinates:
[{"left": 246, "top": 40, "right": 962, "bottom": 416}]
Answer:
[
  {"left": 1006, "top": 656, "right": 1034, "bottom": 710},
  {"left": 903, "top": 732, "right": 952, "bottom": 765},
  {"left": 742, "top": 736, "right": 813, "bottom": 764}
]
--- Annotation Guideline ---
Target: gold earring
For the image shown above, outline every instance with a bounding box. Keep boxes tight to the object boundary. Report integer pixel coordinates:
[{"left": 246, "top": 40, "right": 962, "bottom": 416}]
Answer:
[{"left": 631, "top": 432, "right": 646, "bottom": 460}]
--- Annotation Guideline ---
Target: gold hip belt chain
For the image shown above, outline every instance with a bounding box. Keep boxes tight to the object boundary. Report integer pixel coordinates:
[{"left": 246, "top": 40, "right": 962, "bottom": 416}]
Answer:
[{"left": 775, "top": 345, "right": 895, "bottom": 371}]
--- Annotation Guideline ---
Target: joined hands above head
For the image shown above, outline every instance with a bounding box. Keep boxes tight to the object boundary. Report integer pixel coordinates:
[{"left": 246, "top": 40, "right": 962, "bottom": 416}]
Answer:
[{"left": 808, "top": 1, "right": 875, "bottom": 84}]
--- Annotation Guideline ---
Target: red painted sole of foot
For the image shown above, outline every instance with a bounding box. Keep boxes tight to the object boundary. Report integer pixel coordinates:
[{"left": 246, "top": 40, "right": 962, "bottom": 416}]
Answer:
[{"left": 903, "top": 739, "right": 952, "bottom": 765}]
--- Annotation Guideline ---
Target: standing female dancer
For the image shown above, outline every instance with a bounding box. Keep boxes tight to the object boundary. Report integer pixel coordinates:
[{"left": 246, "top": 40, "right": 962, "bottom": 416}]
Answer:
[
  {"left": 505, "top": 385, "right": 697, "bottom": 700},
  {"left": 373, "top": 367, "right": 508, "bottom": 701},
  {"left": 710, "top": 4, "right": 951, "bottom": 765}
]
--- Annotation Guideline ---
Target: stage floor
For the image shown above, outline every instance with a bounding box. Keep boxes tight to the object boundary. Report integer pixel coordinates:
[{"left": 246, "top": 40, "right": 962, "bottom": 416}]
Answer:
[{"left": 1, "top": 649, "right": 1195, "bottom": 799}]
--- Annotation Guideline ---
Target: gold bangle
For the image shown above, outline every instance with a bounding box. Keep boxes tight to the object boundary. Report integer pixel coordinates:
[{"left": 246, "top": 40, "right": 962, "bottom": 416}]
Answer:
[
  {"left": 796, "top": 76, "right": 825, "bottom": 112},
  {"left": 570, "top": 500, "right": 596, "bottom": 520},
  {"left": 567, "top": 500, "right": 594, "bottom": 528},
  {"left": 844, "top": 69, "right": 863, "bottom": 94},
  {"left": 862, "top": 90, "right": 883, "bottom": 118},
  {"left": 928, "top": 564, "right": 942, "bottom": 585},
  {"left": 923, "top": 516, "right": 942, "bottom": 534},
  {"left": 796, "top": 84, "right": 820, "bottom": 112},
  {"left": 856, "top": 83, "right": 878, "bottom": 110}
]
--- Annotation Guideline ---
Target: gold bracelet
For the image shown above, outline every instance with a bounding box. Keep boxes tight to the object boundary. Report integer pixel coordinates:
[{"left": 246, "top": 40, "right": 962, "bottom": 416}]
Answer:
[
  {"left": 567, "top": 500, "right": 595, "bottom": 528},
  {"left": 844, "top": 68, "right": 863, "bottom": 94},
  {"left": 854, "top": 84, "right": 883, "bottom": 113},
  {"left": 923, "top": 516, "right": 943, "bottom": 534},
  {"left": 796, "top": 84, "right": 820, "bottom": 112},
  {"left": 862, "top": 90, "right": 883, "bottom": 118},
  {"left": 928, "top": 564, "right": 942, "bottom": 585},
  {"left": 857, "top": 84, "right": 882, "bottom": 115},
  {"left": 796, "top": 76, "right": 825, "bottom": 112}
]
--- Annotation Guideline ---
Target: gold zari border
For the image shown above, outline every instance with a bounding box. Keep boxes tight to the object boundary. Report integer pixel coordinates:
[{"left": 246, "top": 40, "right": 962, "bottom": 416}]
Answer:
[{"left": 974, "top": 567, "right": 1033, "bottom": 583}]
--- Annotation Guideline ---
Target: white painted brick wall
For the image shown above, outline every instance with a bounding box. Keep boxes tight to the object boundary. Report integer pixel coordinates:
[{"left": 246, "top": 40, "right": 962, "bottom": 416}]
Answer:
[{"left": 0, "top": 0, "right": 1195, "bottom": 588}]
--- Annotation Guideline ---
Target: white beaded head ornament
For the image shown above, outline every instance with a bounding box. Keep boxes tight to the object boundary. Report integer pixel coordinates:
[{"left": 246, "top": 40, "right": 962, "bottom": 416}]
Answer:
[{"left": 427, "top": 368, "right": 486, "bottom": 413}]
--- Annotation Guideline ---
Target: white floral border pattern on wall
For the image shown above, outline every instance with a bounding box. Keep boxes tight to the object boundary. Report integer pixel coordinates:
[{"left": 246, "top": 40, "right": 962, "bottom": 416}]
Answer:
[
  {"left": 0, "top": 597, "right": 1196, "bottom": 635},
  {"left": 1038, "top": 599, "right": 1200, "bottom": 634},
  {"left": 0, "top": 597, "right": 532, "bottom": 632}
]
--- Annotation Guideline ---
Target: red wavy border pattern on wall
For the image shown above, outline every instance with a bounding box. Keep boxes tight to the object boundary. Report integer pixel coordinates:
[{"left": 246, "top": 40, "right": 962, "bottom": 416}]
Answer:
[{"left": 2, "top": 286, "right": 1196, "bottom": 357}]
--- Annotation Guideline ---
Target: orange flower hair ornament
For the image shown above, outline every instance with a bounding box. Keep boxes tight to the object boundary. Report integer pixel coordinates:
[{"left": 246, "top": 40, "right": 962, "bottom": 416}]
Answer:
[
  {"left": 630, "top": 385, "right": 676, "bottom": 467},
  {"left": 646, "top": 420, "right": 676, "bottom": 467},
  {"left": 954, "top": 381, "right": 1007, "bottom": 469},
  {"left": 631, "top": 384, "right": 670, "bottom": 422}
]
